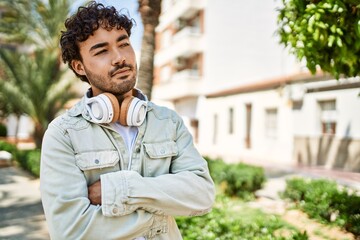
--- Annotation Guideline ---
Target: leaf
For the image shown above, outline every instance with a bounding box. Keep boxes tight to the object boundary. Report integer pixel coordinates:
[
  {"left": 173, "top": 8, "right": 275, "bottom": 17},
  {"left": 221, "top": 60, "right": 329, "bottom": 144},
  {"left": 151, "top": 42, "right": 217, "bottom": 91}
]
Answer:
[
  {"left": 276, "top": 0, "right": 360, "bottom": 78},
  {"left": 328, "top": 35, "right": 336, "bottom": 47},
  {"left": 336, "top": 37, "right": 343, "bottom": 47}
]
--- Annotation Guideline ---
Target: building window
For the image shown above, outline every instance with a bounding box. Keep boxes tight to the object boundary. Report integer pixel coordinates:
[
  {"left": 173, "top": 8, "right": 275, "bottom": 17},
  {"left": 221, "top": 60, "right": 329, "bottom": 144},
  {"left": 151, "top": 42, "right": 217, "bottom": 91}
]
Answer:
[
  {"left": 229, "top": 107, "right": 234, "bottom": 134},
  {"left": 245, "top": 104, "right": 252, "bottom": 148},
  {"left": 265, "top": 108, "right": 278, "bottom": 139},
  {"left": 319, "top": 100, "right": 336, "bottom": 135},
  {"left": 190, "top": 119, "right": 199, "bottom": 143},
  {"left": 213, "top": 114, "right": 218, "bottom": 145}
]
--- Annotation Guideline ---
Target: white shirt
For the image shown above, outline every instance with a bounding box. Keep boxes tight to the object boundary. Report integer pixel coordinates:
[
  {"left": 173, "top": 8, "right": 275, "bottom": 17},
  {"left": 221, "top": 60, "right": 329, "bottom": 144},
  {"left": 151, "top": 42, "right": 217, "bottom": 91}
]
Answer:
[
  {"left": 110, "top": 123, "right": 145, "bottom": 240},
  {"left": 111, "top": 122, "right": 137, "bottom": 152}
]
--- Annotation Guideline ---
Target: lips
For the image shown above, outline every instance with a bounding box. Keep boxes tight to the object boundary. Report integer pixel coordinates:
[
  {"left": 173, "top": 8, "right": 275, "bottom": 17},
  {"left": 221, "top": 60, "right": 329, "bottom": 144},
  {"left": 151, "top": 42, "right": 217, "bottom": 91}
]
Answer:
[{"left": 112, "top": 68, "right": 131, "bottom": 77}]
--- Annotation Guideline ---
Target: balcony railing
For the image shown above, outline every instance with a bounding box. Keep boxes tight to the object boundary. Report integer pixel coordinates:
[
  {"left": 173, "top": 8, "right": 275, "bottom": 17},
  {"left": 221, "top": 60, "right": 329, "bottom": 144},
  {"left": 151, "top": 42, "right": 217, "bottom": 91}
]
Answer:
[
  {"left": 155, "top": 31, "right": 204, "bottom": 66},
  {"left": 158, "top": 0, "right": 205, "bottom": 31},
  {"left": 171, "top": 69, "right": 200, "bottom": 82},
  {"left": 153, "top": 69, "right": 202, "bottom": 100},
  {"left": 173, "top": 26, "right": 201, "bottom": 43}
]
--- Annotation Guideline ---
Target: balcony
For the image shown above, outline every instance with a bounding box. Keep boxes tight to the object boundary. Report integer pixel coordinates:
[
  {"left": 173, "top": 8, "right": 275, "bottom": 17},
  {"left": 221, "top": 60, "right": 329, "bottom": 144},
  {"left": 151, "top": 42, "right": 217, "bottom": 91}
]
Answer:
[
  {"left": 158, "top": 0, "right": 206, "bottom": 31},
  {"left": 155, "top": 26, "right": 204, "bottom": 66},
  {"left": 152, "top": 69, "right": 203, "bottom": 100},
  {"left": 173, "top": 26, "right": 201, "bottom": 43}
]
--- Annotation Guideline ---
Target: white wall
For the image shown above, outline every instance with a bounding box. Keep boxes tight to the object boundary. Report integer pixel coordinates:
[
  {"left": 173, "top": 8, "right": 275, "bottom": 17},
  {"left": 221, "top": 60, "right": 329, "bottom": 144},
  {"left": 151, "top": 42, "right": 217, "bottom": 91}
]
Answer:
[
  {"left": 199, "top": 83, "right": 360, "bottom": 166},
  {"left": 174, "top": 97, "right": 199, "bottom": 118},
  {"left": 294, "top": 88, "right": 360, "bottom": 139},
  {"left": 6, "top": 114, "right": 34, "bottom": 139},
  {"left": 199, "top": 89, "right": 294, "bottom": 164},
  {"left": 203, "top": 0, "right": 299, "bottom": 93}
]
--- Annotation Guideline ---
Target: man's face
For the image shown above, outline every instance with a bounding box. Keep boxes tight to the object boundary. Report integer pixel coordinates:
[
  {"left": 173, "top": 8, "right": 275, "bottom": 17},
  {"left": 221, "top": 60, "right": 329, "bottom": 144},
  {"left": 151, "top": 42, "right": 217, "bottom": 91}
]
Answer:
[{"left": 72, "top": 27, "right": 137, "bottom": 96}]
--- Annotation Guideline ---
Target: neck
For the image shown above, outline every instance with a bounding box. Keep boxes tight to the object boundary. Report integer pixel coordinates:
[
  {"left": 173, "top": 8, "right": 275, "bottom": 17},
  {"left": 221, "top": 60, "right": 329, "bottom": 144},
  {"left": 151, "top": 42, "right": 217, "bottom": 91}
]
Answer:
[
  {"left": 90, "top": 88, "right": 134, "bottom": 100},
  {"left": 115, "top": 89, "right": 134, "bottom": 103}
]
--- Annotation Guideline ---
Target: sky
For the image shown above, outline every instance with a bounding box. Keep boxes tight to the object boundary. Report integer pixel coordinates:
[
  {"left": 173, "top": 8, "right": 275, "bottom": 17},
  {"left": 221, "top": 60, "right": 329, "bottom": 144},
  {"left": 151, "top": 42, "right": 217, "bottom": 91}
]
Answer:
[{"left": 71, "top": 0, "right": 144, "bottom": 52}]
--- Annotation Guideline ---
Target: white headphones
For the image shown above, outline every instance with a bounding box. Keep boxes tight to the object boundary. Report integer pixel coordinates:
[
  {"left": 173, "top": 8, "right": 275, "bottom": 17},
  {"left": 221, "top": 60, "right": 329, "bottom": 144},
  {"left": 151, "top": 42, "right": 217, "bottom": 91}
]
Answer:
[{"left": 84, "top": 90, "right": 147, "bottom": 126}]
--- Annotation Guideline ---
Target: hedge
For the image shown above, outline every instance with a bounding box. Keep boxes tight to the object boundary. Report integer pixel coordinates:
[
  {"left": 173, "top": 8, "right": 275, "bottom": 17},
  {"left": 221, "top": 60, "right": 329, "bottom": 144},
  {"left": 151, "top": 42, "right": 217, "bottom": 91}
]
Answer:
[
  {"left": 0, "top": 123, "right": 7, "bottom": 137},
  {"left": 176, "top": 195, "right": 308, "bottom": 239},
  {"left": 0, "top": 140, "right": 40, "bottom": 177},
  {"left": 282, "top": 177, "right": 360, "bottom": 236},
  {"left": 205, "top": 156, "right": 266, "bottom": 199}
]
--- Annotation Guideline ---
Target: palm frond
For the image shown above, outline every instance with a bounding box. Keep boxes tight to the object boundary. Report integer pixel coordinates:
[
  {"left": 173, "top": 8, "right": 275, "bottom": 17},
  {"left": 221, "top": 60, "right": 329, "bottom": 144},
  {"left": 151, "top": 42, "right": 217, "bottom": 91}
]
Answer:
[
  {"left": 0, "top": 0, "right": 77, "bottom": 147},
  {"left": 0, "top": 0, "right": 70, "bottom": 48}
]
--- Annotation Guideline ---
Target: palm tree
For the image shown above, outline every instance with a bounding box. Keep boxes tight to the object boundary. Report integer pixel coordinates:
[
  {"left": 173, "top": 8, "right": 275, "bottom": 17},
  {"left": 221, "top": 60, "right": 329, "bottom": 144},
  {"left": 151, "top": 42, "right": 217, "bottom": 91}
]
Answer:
[
  {"left": 0, "top": 49, "right": 76, "bottom": 148},
  {"left": 0, "top": 0, "right": 78, "bottom": 148},
  {"left": 0, "top": 0, "right": 69, "bottom": 50},
  {"left": 0, "top": 79, "right": 24, "bottom": 146},
  {"left": 137, "top": 0, "right": 162, "bottom": 100}
]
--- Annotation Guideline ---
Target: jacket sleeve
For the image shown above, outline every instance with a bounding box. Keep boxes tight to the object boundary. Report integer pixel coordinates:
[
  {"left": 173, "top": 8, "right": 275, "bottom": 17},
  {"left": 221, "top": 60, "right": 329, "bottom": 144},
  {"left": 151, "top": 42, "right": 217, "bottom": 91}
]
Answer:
[
  {"left": 40, "top": 121, "right": 164, "bottom": 240},
  {"left": 101, "top": 113, "right": 216, "bottom": 217}
]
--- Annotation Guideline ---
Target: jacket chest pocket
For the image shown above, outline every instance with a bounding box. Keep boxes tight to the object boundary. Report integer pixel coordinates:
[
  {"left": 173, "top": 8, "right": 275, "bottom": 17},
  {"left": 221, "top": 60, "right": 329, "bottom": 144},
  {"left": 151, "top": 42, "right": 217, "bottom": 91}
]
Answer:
[
  {"left": 143, "top": 141, "right": 178, "bottom": 177},
  {"left": 75, "top": 150, "right": 120, "bottom": 184}
]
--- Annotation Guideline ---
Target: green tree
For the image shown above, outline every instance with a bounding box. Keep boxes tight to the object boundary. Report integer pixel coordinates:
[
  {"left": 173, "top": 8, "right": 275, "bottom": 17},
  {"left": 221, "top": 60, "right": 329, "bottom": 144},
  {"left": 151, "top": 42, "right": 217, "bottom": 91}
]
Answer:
[
  {"left": 277, "top": 0, "right": 360, "bottom": 79},
  {"left": 0, "top": 49, "right": 76, "bottom": 148},
  {"left": 0, "top": 0, "right": 69, "bottom": 49},
  {"left": 0, "top": 82, "right": 23, "bottom": 145},
  {"left": 137, "top": 0, "right": 162, "bottom": 99},
  {"left": 0, "top": 0, "right": 78, "bottom": 147}
]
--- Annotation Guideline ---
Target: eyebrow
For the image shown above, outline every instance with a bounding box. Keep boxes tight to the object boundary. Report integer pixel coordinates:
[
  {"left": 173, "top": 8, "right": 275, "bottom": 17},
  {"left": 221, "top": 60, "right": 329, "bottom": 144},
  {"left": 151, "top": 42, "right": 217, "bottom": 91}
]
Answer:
[{"left": 89, "top": 34, "right": 129, "bottom": 52}]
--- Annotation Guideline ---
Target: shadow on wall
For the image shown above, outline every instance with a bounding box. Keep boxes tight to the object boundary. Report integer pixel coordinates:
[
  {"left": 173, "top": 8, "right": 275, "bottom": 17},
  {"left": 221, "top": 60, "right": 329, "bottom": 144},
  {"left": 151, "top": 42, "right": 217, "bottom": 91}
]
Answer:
[{"left": 294, "top": 124, "right": 360, "bottom": 172}]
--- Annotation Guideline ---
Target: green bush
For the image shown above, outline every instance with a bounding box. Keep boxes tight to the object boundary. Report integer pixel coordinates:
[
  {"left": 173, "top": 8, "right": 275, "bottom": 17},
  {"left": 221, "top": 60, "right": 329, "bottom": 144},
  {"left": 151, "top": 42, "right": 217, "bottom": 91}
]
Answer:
[
  {"left": 283, "top": 177, "right": 360, "bottom": 236},
  {"left": 204, "top": 156, "right": 228, "bottom": 184},
  {"left": 17, "top": 149, "right": 41, "bottom": 177},
  {"left": 205, "top": 157, "right": 266, "bottom": 199},
  {"left": 176, "top": 195, "right": 308, "bottom": 239},
  {"left": 304, "top": 180, "right": 340, "bottom": 221},
  {"left": 0, "top": 140, "right": 40, "bottom": 177},
  {"left": 0, "top": 123, "right": 7, "bottom": 137},
  {"left": 0, "top": 140, "right": 18, "bottom": 159},
  {"left": 221, "top": 162, "right": 265, "bottom": 199}
]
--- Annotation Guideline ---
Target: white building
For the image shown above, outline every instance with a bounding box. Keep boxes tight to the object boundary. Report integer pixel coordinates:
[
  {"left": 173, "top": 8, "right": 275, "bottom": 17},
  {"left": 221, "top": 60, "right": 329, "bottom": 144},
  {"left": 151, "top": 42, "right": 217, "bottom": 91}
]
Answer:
[{"left": 152, "top": 0, "right": 360, "bottom": 171}]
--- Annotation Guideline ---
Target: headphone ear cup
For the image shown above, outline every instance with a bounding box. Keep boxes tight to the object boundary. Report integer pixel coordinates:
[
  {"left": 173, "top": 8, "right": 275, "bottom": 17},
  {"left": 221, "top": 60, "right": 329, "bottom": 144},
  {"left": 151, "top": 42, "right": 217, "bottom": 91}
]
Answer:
[
  {"left": 102, "top": 93, "right": 120, "bottom": 123},
  {"left": 119, "top": 96, "right": 147, "bottom": 126},
  {"left": 119, "top": 96, "right": 133, "bottom": 126},
  {"left": 85, "top": 92, "right": 120, "bottom": 123}
]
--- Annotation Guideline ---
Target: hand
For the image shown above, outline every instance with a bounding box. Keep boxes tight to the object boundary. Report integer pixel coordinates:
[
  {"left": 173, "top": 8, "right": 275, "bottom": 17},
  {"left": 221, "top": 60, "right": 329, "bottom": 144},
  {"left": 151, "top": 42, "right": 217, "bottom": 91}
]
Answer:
[{"left": 88, "top": 180, "right": 102, "bottom": 205}]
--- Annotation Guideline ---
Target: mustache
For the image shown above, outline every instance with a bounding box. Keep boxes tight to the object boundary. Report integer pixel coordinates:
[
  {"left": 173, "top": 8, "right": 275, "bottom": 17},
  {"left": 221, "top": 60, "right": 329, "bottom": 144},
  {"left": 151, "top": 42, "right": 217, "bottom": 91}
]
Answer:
[{"left": 109, "top": 63, "right": 134, "bottom": 77}]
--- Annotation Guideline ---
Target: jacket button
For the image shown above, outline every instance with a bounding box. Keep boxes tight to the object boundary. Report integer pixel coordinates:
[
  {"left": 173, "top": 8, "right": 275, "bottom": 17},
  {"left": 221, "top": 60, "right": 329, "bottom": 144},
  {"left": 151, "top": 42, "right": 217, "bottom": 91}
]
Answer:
[
  {"left": 135, "top": 147, "right": 140, "bottom": 153},
  {"left": 160, "top": 148, "right": 165, "bottom": 154},
  {"left": 94, "top": 159, "right": 100, "bottom": 164}
]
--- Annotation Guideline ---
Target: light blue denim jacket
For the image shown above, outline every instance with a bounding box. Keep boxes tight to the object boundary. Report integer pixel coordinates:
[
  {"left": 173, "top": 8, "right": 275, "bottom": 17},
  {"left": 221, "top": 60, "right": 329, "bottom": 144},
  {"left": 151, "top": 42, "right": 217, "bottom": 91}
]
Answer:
[{"left": 40, "top": 92, "right": 215, "bottom": 240}]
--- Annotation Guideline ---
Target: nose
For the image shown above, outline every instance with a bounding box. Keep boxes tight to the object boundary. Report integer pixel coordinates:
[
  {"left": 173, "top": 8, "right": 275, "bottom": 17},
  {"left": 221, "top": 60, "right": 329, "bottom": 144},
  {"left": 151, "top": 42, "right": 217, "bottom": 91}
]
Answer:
[{"left": 111, "top": 49, "right": 125, "bottom": 66}]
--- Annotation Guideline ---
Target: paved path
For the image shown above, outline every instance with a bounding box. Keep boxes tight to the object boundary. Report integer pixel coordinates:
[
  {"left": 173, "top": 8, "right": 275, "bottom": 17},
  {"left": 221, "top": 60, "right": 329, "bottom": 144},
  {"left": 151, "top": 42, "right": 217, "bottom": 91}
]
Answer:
[{"left": 0, "top": 167, "right": 49, "bottom": 240}]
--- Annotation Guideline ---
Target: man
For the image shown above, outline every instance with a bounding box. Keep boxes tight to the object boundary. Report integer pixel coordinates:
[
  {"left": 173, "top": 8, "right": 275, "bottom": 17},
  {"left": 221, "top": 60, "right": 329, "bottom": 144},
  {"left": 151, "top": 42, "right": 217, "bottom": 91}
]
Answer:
[{"left": 40, "top": 1, "right": 215, "bottom": 240}]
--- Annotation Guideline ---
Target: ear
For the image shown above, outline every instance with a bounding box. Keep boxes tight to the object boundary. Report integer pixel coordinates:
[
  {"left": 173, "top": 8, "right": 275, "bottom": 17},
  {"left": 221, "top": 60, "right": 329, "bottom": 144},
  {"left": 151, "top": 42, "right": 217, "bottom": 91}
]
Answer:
[{"left": 71, "top": 60, "right": 86, "bottom": 76}]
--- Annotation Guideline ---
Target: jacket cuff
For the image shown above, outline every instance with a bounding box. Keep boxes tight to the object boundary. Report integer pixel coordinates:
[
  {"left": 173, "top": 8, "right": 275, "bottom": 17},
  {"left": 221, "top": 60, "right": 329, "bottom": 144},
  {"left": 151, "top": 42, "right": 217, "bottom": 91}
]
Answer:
[{"left": 100, "top": 171, "right": 134, "bottom": 217}]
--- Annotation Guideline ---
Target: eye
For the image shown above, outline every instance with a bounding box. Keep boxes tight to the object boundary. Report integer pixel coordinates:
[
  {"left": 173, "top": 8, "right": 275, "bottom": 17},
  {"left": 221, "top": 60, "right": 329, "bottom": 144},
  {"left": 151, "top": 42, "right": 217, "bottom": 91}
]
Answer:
[
  {"left": 94, "top": 49, "right": 107, "bottom": 56},
  {"left": 119, "top": 42, "right": 130, "bottom": 48}
]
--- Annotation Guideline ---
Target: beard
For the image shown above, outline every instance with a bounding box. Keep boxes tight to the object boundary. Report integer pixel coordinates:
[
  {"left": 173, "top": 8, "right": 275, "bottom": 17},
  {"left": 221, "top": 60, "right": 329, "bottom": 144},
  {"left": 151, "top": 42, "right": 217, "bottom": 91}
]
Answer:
[{"left": 84, "top": 64, "right": 137, "bottom": 96}]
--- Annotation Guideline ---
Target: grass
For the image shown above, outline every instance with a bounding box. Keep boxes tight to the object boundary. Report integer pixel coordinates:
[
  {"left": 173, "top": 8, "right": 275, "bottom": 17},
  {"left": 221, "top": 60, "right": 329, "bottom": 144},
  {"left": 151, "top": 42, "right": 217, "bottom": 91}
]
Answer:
[{"left": 177, "top": 194, "right": 308, "bottom": 240}]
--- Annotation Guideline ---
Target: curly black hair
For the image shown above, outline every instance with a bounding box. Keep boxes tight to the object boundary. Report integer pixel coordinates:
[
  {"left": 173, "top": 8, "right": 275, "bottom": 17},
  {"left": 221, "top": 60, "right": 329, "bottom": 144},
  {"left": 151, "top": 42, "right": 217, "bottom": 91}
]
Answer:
[{"left": 60, "top": 1, "right": 134, "bottom": 83}]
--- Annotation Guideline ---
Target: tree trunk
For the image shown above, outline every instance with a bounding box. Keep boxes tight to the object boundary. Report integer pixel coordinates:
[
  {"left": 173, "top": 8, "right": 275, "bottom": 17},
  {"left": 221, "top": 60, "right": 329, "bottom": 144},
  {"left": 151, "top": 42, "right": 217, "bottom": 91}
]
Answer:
[
  {"left": 137, "top": 0, "right": 162, "bottom": 100},
  {"left": 34, "top": 122, "right": 45, "bottom": 149},
  {"left": 14, "top": 114, "right": 20, "bottom": 147}
]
